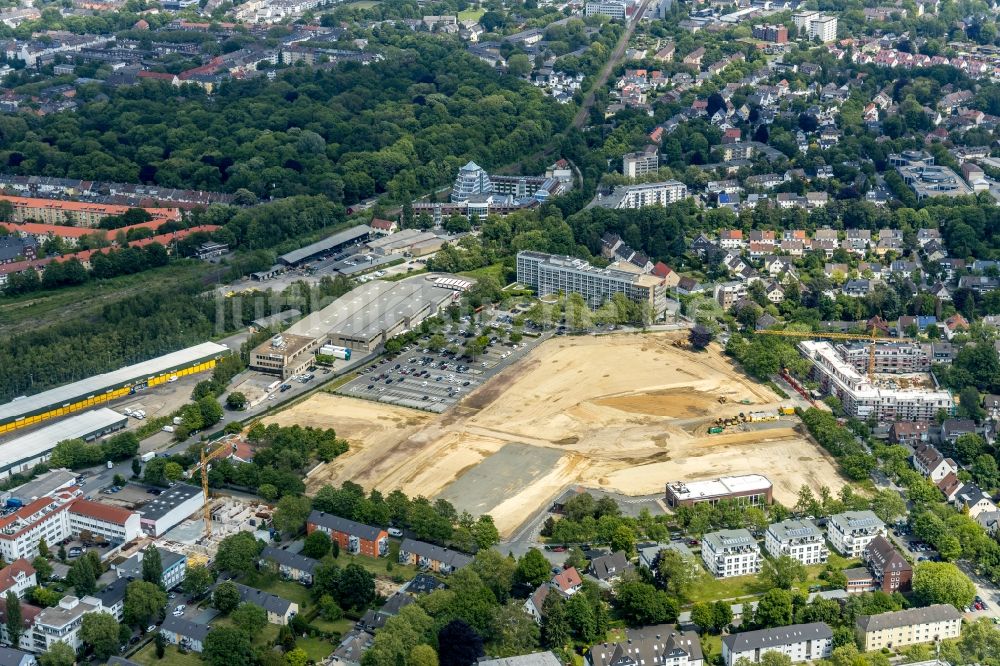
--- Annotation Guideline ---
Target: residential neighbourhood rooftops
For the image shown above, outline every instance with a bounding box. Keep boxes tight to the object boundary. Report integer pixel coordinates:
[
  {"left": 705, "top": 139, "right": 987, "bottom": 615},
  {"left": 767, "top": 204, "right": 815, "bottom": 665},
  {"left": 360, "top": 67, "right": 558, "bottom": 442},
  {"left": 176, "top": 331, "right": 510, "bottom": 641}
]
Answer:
[
  {"left": 160, "top": 615, "right": 211, "bottom": 642},
  {"left": 259, "top": 545, "right": 319, "bottom": 574},
  {"left": 478, "top": 652, "right": 563, "bottom": 666},
  {"left": 235, "top": 583, "right": 295, "bottom": 616},
  {"left": 308, "top": 511, "right": 385, "bottom": 542}
]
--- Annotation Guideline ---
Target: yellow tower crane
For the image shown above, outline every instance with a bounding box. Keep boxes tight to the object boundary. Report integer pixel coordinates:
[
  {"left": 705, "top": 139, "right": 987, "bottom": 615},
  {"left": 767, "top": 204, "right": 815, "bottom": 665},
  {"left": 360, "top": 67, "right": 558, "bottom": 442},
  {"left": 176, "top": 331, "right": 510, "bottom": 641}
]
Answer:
[
  {"left": 199, "top": 442, "right": 236, "bottom": 539},
  {"left": 756, "top": 327, "right": 919, "bottom": 379}
]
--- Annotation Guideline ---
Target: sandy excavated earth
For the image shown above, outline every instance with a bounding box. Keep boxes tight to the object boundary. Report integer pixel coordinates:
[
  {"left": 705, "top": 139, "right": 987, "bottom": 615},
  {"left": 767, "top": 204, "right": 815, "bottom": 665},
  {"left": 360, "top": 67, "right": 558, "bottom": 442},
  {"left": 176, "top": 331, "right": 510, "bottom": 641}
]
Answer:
[{"left": 267, "top": 333, "right": 846, "bottom": 536}]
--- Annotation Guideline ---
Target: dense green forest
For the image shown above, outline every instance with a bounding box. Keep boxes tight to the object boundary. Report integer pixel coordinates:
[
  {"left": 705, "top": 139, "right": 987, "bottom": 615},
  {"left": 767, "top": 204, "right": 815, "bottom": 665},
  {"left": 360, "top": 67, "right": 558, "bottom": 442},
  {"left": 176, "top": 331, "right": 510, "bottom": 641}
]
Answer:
[{"left": 0, "top": 32, "right": 569, "bottom": 204}]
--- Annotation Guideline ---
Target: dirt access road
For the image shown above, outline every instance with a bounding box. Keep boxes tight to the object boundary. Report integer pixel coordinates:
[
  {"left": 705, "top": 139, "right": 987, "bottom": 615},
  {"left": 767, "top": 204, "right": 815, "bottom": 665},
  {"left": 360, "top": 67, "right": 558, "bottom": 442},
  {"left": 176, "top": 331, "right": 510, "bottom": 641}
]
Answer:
[{"left": 270, "top": 333, "right": 847, "bottom": 536}]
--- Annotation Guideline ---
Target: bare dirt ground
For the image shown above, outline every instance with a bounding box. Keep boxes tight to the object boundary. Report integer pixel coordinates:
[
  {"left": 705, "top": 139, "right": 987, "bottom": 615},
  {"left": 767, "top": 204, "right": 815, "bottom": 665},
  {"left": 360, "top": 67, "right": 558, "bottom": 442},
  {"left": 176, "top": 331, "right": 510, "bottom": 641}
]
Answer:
[{"left": 270, "top": 333, "right": 847, "bottom": 536}]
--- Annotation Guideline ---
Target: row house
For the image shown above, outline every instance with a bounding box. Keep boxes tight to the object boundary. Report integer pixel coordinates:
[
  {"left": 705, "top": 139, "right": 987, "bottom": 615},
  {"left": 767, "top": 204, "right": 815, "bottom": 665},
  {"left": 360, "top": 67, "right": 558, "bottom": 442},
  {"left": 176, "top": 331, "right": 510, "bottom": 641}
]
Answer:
[
  {"left": 259, "top": 546, "right": 318, "bottom": 584},
  {"left": 398, "top": 539, "right": 472, "bottom": 574},
  {"left": 856, "top": 605, "right": 961, "bottom": 651}
]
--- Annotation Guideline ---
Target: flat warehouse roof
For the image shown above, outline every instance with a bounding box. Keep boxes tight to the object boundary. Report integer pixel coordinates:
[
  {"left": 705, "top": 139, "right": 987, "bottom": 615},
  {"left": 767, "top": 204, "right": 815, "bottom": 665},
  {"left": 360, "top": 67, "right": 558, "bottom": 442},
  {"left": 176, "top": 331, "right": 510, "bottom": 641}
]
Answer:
[
  {"left": 279, "top": 225, "right": 372, "bottom": 265},
  {"left": 286, "top": 280, "right": 455, "bottom": 342},
  {"left": 0, "top": 342, "right": 230, "bottom": 425},
  {"left": 0, "top": 408, "right": 126, "bottom": 469},
  {"left": 138, "top": 483, "right": 202, "bottom": 521}
]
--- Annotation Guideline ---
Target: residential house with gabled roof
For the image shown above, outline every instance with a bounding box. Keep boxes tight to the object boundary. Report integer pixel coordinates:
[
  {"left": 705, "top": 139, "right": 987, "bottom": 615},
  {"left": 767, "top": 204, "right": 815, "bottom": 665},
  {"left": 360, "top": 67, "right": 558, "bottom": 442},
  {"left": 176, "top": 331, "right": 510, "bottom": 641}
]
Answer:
[
  {"left": 159, "top": 616, "right": 209, "bottom": 653},
  {"left": 722, "top": 623, "right": 832, "bottom": 666},
  {"left": 589, "top": 626, "right": 703, "bottom": 666},
  {"left": 954, "top": 483, "right": 997, "bottom": 518},
  {"left": 524, "top": 567, "right": 583, "bottom": 623},
  {"left": 862, "top": 536, "right": 911, "bottom": 593},
  {"left": 855, "top": 605, "right": 961, "bottom": 651},
  {"left": 912, "top": 444, "right": 957, "bottom": 483},
  {"left": 0, "top": 560, "right": 35, "bottom": 600},
  {"left": 588, "top": 551, "right": 633, "bottom": 584},
  {"left": 234, "top": 583, "right": 298, "bottom": 625},
  {"left": 937, "top": 472, "right": 963, "bottom": 502},
  {"left": 259, "top": 545, "right": 318, "bottom": 584}
]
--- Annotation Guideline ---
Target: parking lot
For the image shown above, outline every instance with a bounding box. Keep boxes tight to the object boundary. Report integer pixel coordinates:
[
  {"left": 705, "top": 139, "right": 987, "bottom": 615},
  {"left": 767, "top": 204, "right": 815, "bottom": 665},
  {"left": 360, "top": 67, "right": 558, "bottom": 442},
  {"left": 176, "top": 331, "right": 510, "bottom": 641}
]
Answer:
[{"left": 337, "top": 316, "right": 547, "bottom": 413}]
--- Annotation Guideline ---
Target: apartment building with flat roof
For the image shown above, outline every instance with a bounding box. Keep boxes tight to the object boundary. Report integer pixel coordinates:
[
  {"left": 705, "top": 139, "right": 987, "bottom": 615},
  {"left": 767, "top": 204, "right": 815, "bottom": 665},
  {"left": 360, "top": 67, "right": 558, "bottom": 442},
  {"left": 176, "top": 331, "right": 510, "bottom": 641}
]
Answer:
[
  {"left": 836, "top": 342, "right": 931, "bottom": 374},
  {"left": 764, "top": 519, "right": 828, "bottom": 565},
  {"left": 827, "top": 511, "right": 886, "bottom": 557},
  {"left": 800, "top": 341, "right": 953, "bottom": 421},
  {"left": 623, "top": 146, "right": 659, "bottom": 178},
  {"left": 701, "top": 529, "right": 761, "bottom": 578},
  {"left": 593, "top": 181, "right": 688, "bottom": 209}
]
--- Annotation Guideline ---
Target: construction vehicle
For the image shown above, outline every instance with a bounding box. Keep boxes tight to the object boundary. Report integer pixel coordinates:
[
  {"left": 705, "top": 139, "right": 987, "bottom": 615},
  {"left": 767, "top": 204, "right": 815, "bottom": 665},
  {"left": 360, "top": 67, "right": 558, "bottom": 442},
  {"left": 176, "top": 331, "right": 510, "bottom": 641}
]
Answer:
[
  {"left": 757, "top": 327, "right": 918, "bottom": 380},
  {"left": 718, "top": 396, "right": 728, "bottom": 404},
  {"left": 198, "top": 441, "right": 238, "bottom": 538},
  {"left": 779, "top": 407, "right": 796, "bottom": 415},
  {"left": 708, "top": 426, "right": 724, "bottom": 434}
]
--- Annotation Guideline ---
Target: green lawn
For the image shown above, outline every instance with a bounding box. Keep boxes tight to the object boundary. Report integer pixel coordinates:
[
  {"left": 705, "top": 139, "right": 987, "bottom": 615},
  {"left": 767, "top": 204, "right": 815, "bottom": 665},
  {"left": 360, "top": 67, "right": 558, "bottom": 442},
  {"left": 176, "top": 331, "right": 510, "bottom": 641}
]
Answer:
[
  {"left": 701, "top": 633, "right": 723, "bottom": 663},
  {"left": 332, "top": 542, "right": 418, "bottom": 581},
  {"left": 687, "top": 553, "right": 861, "bottom": 604},
  {"left": 459, "top": 262, "right": 507, "bottom": 285},
  {"left": 457, "top": 7, "right": 485, "bottom": 20},
  {"left": 130, "top": 643, "right": 203, "bottom": 666},
  {"left": 346, "top": 0, "right": 379, "bottom": 7},
  {"left": 312, "top": 617, "right": 355, "bottom": 635},
  {"left": 211, "top": 616, "right": 280, "bottom": 646},
  {"left": 298, "top": 636, "right": 336, "bottom": 661}
]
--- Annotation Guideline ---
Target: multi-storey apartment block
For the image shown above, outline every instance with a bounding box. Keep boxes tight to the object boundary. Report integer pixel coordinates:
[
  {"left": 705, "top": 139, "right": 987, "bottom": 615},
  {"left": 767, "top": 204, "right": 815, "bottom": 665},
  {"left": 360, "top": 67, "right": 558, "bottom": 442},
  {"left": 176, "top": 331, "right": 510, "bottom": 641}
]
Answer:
[
  {"left": 595, "top": 181, "right": 688, "bottom": 209},
  {"left": 856, "top": 605, "right": 961, "bottom": 651},
  {"left": 764, "top": 519, "right": 828, "bottom": 565},
  {"left": 722, "top": 623, "right": 833, "bottom": 666},
  {"left": 827, "top": 511, "right": 886, "bottom": 558},
  {"left": 623, "top": 146, "right": 659, "bottom": 178},
  {"left": 862, "top": 536, "right": 912, "bottom": 593},
  {"left": 701, "top": 529, "right": 762, "bottom": 578}
]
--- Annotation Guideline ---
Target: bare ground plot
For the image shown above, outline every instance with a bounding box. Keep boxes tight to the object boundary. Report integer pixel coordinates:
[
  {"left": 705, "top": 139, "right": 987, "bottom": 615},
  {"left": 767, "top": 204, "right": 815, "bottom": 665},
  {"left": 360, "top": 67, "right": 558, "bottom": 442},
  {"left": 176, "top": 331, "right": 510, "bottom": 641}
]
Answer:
[{"left": 280, "top": 333, "right": 847, "bottom": 536}]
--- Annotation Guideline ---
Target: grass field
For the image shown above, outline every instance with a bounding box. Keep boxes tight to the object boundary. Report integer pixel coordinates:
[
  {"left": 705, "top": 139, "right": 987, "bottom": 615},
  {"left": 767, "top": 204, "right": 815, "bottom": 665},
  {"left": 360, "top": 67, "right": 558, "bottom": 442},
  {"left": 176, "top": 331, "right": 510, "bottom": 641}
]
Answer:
[
  {"left": 688, "top": 553, "right": 861, "bottom": 604},
  {"left": 333, "top": 542, "right": 419, "bottom": 580},
  {"left": 243, "top": 574, "right": 313, "bottom": 608},
  {"left": 312, "top": 617, "right": 355, "bottom": 635},
  {"left": 0, "top": 260, "right": 212, "bottom": 335},
  {"left": 131, "top": 643, "right": 202, "bottom": 666},
  {"left": 458, "top": 7, "right": 485, "bottom": 20},
  {"left": 347, "top": 1, "right": 380, "bottom": 9},
  {"left": 212, "top": 616, "right": 281, "bottom": 645}
]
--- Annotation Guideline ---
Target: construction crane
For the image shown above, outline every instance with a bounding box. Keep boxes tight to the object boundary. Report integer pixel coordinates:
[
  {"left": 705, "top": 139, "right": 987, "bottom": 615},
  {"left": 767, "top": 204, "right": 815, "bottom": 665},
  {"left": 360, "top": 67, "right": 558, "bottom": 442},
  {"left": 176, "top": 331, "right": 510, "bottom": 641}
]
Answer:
[
  {"left": 199, "top": 442, "right": 236, "bottom": 539},
  {"left": 756, "top": 327, "right": 918, "bottom": 379}
]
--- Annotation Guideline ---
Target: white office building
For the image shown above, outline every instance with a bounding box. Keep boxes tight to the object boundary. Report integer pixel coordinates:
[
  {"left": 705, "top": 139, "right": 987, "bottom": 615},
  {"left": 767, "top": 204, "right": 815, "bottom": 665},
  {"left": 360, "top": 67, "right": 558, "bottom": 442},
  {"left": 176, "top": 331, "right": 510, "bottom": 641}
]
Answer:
[
  {"left": 137, "top": 484, "right": 204, "bottom": 537},
  {"left": 722, "top": 623, "right": 833, "bottom": 666},
  {"left": 584, "top": 0, "right": 626, "bottom": 19},
  {"left": 516, "top": 251, "right": 670, "bottom": 319},
  {"left": 701, "top": 529, "right": 762, "bottom": 578},
  {"left": 764, "top": 519, "right": 828, "bottom": 565},
  {"left": 67, "top": 500, "right": 141, "bottom": 544},
  {"left": 827, "top": 511, "right": 886, "bottom": 558}
]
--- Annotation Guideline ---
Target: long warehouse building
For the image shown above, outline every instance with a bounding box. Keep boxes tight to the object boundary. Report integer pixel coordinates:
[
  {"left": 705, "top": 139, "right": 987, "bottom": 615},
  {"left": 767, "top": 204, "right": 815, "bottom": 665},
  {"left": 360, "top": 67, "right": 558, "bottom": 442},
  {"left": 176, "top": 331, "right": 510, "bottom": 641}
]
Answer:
[
  {"left": 0, "top": 342, "right": 230, "bottom": 436},
  {"left": 0, "top": 408, "right": 127, "bottom": 480}
]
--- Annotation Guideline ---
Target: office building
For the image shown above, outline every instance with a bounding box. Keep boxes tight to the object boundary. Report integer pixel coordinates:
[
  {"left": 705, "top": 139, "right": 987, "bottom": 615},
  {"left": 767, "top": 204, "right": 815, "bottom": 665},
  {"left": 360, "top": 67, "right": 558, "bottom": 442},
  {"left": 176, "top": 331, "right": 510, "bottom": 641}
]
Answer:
[
  {"left": 516, "top": 251, "right": 671, "bottom": 320},
  {"left": 896, "top": 164, "right": 973, "bottom": 200},
  {"left": 855, "top": 605, "right": 961, "bottom": 651},
  {"left": 722, "top": 623, "right": 833, "bottom": 666},
  {"left": 623, "top": 146, "right": 659, "bottom": 178},
  {"left": 67, "top": 499, "right": 141, "bottom": 544},
  {"left": 764, "top": 519, "right": 828, "bottom": 565},
  {"left": 115, "top": 547, "right": 187, "bottom": 590},
  {"left": 701, "top": 529, "right": 761, "bottom": 578},
  {"left": 826, "top": 511, "right": 886, "bottom": 557},
  {"left": 594, "top": 181, "right": 688, "bottom": 209},
  {"left": 665, "top": 475, "right": 772, "bottom": 508},
  {"left": 451, "top": 161, "right": 494, "bottom": 202},
  {"left": 584, "top": 0, "right": 626, "bottom": 19},
  {"left": 800, "top": 341, "right": 954, "bottom": 421}
]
